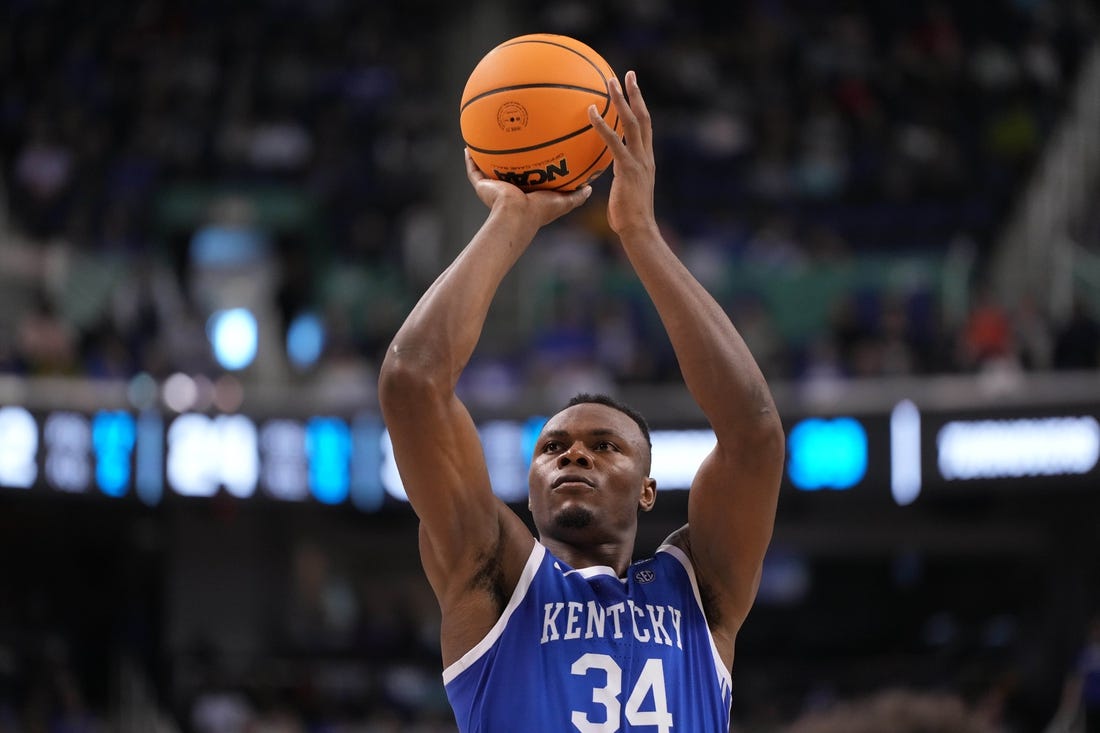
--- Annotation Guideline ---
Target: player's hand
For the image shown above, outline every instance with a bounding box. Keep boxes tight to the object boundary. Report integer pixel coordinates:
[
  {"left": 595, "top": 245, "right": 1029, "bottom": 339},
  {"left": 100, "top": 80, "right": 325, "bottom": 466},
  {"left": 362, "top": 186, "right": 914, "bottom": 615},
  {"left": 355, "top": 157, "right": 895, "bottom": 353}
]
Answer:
[
  {"left": 464, "top": 149, "right": 593, "bottom": 228},
  {"left": 588, "top": 70, "right": 657, "bottom": 238}
]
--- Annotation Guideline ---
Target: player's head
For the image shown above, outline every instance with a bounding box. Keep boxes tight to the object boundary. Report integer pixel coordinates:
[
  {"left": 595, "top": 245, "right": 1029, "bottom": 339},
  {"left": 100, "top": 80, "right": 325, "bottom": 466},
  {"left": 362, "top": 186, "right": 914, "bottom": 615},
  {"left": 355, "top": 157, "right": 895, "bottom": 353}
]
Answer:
[
  {"left": 565, "top": 393, "right": 652, "bottom": 471},
  {"left": 527, "top": 393, "right": 656, "bottom": 544}
]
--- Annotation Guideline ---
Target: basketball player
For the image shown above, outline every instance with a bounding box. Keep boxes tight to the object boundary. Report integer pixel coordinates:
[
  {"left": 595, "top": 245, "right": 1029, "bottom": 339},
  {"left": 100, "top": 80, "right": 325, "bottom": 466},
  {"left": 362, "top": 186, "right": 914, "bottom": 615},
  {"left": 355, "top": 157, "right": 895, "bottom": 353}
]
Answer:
[{"left": 378, "top": 70, "right": 784, "bottom": 731}]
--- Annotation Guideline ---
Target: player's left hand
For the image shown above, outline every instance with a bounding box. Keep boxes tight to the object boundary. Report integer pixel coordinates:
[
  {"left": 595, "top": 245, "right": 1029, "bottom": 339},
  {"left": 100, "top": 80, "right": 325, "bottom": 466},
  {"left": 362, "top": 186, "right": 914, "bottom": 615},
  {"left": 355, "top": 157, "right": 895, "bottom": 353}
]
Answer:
[{"left": 588, "top": 70, "right": 657, "bottom": 238}]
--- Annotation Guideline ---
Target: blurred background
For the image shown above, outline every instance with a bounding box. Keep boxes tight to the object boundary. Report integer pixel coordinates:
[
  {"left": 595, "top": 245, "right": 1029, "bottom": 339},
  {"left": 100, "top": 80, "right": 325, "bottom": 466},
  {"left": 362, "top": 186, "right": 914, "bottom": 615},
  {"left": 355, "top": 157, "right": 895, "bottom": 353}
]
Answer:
[{"left": 2, "top": 0, "right": 1100, "bottom": 731}]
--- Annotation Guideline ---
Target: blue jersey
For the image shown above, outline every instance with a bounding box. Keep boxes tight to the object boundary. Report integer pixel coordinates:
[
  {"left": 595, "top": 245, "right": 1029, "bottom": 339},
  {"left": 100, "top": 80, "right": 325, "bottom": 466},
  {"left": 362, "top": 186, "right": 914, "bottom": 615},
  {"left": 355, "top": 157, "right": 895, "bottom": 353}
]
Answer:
[{"left": 443, "top": 542, "right": 733, "bottom": 732}]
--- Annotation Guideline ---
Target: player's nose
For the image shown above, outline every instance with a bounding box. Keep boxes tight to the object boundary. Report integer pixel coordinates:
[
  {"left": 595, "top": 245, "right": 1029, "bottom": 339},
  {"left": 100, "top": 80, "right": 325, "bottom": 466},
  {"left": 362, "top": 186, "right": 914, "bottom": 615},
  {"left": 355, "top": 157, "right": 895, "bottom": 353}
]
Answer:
[{"left": 557, "top": 441, "right": 592, "bottom": 467}]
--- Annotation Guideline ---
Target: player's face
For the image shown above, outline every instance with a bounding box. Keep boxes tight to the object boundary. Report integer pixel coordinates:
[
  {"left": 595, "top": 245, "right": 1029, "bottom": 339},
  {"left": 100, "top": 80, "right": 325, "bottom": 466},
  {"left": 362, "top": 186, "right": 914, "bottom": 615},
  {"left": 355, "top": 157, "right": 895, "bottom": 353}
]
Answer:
[{"left": 528, "top": 403, "right": 655, "bottom": 543}]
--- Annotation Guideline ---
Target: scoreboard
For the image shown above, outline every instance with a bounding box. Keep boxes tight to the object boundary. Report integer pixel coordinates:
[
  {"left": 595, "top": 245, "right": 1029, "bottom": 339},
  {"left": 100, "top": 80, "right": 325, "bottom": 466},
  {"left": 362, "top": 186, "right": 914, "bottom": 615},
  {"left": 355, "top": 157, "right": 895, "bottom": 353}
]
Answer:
[
  {"left": 0, "top": 406, "right": 390, "bottom": 510},
  {"left": 2, "top": 393, "right": 1098, "bottom": 511}
]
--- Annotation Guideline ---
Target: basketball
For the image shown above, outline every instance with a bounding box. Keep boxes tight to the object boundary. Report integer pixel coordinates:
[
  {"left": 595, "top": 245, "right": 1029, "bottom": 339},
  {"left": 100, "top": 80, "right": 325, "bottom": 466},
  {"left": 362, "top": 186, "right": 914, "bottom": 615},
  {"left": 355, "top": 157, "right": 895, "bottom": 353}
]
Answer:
[{"left": 460, "top": 34, "right": 622, "bottom": 192}]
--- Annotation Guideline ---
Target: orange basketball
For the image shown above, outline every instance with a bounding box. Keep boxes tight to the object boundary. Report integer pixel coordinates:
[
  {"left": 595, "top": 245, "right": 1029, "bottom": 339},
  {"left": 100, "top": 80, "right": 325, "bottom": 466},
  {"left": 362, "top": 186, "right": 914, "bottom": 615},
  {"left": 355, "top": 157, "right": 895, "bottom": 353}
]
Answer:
[{"left": 460, "top": 34, "right": 622, "bottom": 192}]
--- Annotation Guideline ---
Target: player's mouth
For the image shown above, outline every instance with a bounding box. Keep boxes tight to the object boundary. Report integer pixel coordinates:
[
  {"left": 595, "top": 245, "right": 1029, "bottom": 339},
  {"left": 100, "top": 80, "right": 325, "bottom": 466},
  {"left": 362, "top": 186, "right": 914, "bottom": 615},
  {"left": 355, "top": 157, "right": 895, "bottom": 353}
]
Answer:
[{"left": 552, "top": 475, "right": 595, "bottom": 490}]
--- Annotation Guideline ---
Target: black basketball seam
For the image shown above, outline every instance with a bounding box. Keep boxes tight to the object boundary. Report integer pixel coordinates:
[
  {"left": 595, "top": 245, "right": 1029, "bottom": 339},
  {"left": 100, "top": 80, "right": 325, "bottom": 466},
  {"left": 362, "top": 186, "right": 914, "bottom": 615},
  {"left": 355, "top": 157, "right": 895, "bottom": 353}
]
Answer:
[
  {"left": 466, "top": 122, "right": 593, "bottom": 156},
  {"left": 498, "top": 36, "right": 611, "bottom": 86},
  {"left": 460, "top": 83, "right": 609, "bottom": 112},
  {"left": 462, "top": 87, "right": 615, "bottom": 153},
  {"left": 461, "top": 36, "right": 614, "bottom": 121}
]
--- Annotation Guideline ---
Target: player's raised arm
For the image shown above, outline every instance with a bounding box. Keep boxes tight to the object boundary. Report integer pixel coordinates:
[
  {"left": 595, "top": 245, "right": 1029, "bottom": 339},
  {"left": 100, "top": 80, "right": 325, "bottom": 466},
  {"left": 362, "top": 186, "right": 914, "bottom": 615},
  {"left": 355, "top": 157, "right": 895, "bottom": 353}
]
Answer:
[
  {"left": 589, "top": 72, "right": 785, "bottom": 656},
  {"left": 377, "top": 151, "right": 591, "bottom": 646}
]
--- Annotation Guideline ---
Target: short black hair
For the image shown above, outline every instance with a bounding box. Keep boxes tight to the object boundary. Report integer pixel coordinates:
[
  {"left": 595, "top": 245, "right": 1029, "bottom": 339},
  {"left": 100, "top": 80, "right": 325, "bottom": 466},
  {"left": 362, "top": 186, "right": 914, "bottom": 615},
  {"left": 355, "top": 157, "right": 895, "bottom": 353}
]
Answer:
[{"left": 565, "top": 393, "right": 652, "bottom": 451}]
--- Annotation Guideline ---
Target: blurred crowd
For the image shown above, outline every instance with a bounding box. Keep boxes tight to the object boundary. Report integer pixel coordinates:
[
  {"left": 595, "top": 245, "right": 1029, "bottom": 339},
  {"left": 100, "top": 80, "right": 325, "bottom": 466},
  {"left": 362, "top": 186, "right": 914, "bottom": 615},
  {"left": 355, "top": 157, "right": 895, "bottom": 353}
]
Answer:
[
  {"left": 2, "top": 0, "right": 1100, "bottom": 731},
  {"left": 1, "top": 0, "right": 456, "bottom": 385},
  {"left": 506, "top": 0, "right": 1100, "bottom": 391},
  {"left": 1, "top": 0, "right": 1099, "bottom": 395},
  {"left": 3, "top": 532, "right": 1099, "bottom": 733}
]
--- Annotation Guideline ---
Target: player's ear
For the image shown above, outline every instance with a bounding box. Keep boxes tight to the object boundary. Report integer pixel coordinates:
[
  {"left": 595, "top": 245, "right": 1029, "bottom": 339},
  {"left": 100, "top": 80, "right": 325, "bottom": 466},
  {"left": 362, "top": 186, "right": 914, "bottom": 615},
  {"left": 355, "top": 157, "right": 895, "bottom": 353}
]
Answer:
[{"left": 638, "top": 477, "right": 657, "bottom": 512}]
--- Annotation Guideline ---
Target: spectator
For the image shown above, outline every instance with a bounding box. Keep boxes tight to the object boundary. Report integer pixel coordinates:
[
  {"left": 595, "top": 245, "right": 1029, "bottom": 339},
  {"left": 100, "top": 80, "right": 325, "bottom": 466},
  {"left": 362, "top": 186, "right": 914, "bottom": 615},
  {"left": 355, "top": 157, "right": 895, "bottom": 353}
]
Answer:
[
  {"left": 10, "top": 118, "right": 75, "bottom": 238},
  {"left": 1053, "top": 300, "right": 1100, "bottom": 370},
  {"left": 785, "top": 688, "right": 994, "bottom": 733},
  {"left": 15, "top": 290, "right": 78, "bottom": 376},
  {"left": 958, "top": 284, "right": 1015, "bottom": 372}
]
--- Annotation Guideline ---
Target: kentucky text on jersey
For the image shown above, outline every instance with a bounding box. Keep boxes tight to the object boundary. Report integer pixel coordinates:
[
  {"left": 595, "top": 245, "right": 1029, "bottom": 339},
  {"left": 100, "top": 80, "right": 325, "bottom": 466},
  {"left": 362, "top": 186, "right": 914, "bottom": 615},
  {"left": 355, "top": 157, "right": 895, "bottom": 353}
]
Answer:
[
  {"left": 541, "top": 600, "right": 684, "bottom": 648},
  {"left": 443, "top": 542, "right": 734, "bottom": 732}
]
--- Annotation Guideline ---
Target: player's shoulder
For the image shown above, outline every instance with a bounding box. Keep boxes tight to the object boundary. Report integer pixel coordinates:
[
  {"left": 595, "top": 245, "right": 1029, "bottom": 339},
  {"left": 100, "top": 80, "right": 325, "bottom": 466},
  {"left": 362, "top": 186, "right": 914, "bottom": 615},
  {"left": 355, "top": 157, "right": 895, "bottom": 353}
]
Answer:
[
  {"left": 659, "top": 522, "right": 692, "bottom": 557},
  {"left": 647, "top": 524, "right": 699, "bottom": 587}
]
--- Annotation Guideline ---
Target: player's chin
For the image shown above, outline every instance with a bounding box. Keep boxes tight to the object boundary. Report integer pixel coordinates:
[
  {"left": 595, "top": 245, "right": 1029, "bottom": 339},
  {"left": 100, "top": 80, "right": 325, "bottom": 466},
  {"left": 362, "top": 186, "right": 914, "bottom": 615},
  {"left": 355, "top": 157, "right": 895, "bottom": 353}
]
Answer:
[{"left": 552, "top": 504, "right": 596, "bottom": 531}]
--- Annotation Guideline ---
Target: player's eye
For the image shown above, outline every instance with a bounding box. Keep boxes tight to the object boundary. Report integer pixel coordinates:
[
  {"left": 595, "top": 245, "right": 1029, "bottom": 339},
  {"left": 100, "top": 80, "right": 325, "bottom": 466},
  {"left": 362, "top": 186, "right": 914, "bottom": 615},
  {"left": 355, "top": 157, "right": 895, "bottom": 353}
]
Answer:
[
  {"left": 542, "top": 441, "right": 561, "bottom": 452},
  {"left": 595, "top": 441, "right": 616, "bottom": 451}
]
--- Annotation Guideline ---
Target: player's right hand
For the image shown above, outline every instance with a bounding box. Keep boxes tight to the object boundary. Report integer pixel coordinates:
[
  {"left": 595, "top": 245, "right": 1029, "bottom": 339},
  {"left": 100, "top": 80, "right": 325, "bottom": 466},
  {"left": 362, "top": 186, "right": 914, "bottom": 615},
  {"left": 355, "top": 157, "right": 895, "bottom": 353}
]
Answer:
[{"left": 465, "top": 148, "right": 593, "bottom": 228}]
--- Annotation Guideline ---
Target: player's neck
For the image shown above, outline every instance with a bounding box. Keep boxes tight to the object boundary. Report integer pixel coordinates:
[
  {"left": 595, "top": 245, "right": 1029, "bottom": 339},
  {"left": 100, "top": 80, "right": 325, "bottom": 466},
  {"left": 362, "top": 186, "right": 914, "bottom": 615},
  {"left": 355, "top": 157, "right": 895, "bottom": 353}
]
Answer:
[{"left": 541, "top": 536, "right": 635, "bottom": 578}]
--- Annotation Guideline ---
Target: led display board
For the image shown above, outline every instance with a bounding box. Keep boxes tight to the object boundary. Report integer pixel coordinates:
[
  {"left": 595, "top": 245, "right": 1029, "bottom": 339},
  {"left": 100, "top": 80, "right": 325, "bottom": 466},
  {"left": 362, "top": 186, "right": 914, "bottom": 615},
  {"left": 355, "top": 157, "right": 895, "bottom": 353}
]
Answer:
[{"left": 2, "top": 398, "right": 1098, "bottom": 510}]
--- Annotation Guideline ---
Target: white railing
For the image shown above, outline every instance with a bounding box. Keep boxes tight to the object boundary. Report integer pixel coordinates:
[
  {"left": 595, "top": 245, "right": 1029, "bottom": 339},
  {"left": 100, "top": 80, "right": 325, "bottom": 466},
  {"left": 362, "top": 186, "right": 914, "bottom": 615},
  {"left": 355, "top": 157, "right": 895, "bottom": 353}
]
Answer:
[{"left": 993, "top": 43, "right": 1100, "bottom": 320}]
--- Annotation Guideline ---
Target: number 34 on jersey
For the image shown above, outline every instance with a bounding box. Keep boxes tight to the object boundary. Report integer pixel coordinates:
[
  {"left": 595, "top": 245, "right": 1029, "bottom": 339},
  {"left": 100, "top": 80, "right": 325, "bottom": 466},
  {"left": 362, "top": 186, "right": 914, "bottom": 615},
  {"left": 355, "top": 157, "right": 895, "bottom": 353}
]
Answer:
[{"left": 571, "top": 654, "right": 673, "bottom": 733}]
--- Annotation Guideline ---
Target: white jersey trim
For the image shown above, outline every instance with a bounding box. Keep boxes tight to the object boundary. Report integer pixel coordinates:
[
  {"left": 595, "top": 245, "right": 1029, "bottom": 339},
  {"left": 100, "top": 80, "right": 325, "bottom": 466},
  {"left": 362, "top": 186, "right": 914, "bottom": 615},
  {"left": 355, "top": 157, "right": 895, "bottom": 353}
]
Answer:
[
  {"left": 441, "top": 541, "right": 546, "bottom": 686},
  {"left": 656, "top": 543, "right": 734, "bottom": 693},
  {"left": 563, "top": 564, "right": 621, "bottom": 581}
]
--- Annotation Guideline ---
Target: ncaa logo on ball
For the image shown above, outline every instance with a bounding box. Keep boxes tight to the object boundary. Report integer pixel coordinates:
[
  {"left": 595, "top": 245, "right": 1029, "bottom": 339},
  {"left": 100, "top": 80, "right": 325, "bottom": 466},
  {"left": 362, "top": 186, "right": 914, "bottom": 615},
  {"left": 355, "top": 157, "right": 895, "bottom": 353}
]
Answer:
[
  {"left": 493, "top": 157, "right": 570, "bottom": 188},
  {"left": 496, "top": 101, "right": 529, "bottom": 132}
]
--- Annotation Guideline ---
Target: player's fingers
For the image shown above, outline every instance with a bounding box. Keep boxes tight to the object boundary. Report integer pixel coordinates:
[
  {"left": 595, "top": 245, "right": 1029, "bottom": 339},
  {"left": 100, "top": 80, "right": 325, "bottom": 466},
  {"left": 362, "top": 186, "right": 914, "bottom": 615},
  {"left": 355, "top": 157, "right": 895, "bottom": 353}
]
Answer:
[
  {"left": 588, "top": 103, "right": 626, "bottom": 155},
  {"left": 608, "top": 76, "right": 641, "bottom": 150},
  {"left": 531, "top": 184, "right": 592, "bottom": 223},
  {"left": 464, "top": 148, "right": 487, "bottom": 184},
  {"left": 625, "top": 71, "right": 653, "bottom": 155},
  {"left": 556, "top": 185, "right": 594, "bottom": 216}
]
